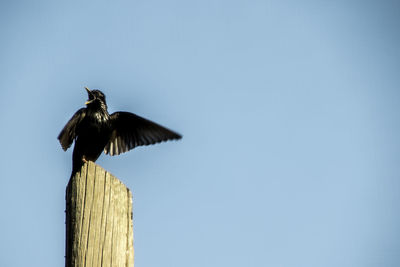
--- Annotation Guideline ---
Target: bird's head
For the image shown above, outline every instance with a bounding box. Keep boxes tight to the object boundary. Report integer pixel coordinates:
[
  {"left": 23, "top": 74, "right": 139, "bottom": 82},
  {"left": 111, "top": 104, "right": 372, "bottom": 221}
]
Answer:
[{"left": 84, "top": 87, "right": 107, "bottom": 107}]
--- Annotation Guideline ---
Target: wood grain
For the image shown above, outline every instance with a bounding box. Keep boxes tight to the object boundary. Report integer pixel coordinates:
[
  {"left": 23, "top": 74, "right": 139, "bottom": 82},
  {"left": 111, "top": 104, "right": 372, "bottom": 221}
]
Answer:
[{"left": 66, "top": 161, "right": 134, "bottom": 267}]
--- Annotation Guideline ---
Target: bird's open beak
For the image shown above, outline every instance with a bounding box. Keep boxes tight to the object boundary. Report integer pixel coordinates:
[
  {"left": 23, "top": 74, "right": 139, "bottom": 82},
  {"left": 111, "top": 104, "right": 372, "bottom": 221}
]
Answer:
[{"left": 84, "top": 87, "right": 94, "bottom": 105}]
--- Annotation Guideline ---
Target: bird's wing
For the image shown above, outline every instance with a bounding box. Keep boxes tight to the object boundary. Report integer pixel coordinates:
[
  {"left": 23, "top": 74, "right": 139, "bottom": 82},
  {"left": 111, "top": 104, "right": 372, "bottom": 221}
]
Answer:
[
  {"left": 104, "top": 111, "right": 182, "bottom": 156},
  {"left": 57, "top": 108, "right": 86, "bottom": 151}
]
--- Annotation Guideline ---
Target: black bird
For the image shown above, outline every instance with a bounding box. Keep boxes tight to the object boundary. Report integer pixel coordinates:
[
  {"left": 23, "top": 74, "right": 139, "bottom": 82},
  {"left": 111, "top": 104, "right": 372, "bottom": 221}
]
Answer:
[{"left": 58, "top": 87, "right": 182, "bottom": 175}]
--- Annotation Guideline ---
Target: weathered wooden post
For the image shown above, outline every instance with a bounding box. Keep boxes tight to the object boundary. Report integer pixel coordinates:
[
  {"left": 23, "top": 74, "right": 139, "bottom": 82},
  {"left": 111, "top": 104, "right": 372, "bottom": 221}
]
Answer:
[{"left": 65, "top": 161, "right": 134, "bottom": 267}]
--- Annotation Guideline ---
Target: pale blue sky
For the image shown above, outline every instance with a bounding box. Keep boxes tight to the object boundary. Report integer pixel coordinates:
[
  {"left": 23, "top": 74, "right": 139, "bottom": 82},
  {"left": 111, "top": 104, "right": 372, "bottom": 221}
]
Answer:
[{"left": 1, "top": 1, "right": 400, "bottom": 266}]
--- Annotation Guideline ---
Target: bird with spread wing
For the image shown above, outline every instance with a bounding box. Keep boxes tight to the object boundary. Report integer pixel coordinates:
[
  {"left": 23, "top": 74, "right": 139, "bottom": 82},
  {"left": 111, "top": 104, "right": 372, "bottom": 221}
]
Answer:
[{"left": 58, "top": 87, "right": 182, "bottom": 176}]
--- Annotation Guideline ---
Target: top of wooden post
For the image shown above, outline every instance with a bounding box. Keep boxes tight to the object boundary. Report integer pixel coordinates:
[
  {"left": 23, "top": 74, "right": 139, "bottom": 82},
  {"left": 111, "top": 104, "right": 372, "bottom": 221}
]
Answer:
[{"left": 66, "top": 161, "right": 134, "bottom": 267}]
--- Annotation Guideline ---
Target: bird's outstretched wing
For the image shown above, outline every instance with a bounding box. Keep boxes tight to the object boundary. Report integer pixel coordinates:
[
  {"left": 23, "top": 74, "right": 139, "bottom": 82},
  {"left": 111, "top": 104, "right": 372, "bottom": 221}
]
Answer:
[
  {"left": 104, "top": 112, "right": 182, "bottom": 156},
  {"left": 58, "top": 108, "right": 86, "bottom": 151}
]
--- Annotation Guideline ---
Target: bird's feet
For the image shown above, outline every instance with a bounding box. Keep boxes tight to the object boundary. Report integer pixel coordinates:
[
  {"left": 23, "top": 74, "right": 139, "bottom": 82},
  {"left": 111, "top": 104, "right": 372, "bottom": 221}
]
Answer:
[{"left": 82, "top": 156, "right": 88, "bottom": 163}]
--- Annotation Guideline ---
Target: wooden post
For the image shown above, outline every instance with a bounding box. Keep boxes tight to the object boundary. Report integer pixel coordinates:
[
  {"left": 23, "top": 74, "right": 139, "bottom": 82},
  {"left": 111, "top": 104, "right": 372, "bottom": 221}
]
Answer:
[{"left": 65, "top": 161, "right": 134, "bottom": 267}]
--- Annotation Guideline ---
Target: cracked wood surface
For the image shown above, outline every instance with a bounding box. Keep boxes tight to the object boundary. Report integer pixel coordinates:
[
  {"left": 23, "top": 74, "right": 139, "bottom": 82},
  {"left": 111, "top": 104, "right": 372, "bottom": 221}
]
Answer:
[{"left": 66, "top": 161, "right": 134, "bottom": 267}]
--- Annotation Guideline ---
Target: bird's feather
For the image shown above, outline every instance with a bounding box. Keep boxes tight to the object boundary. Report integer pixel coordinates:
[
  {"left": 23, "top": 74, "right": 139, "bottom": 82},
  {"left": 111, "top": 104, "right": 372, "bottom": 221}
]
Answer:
[
  {"left": 104, "top": 111, "right": 182, "bottom": 156},
  {"left": 58, "top": 108, "right": 86, "bottom": 151}
]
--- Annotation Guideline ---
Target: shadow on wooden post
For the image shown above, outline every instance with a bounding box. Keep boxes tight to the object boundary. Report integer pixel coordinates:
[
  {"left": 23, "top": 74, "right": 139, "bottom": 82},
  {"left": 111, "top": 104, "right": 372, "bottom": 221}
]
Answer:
[{"left": 65, "top": 161, "right": 134, "bottom": 267}]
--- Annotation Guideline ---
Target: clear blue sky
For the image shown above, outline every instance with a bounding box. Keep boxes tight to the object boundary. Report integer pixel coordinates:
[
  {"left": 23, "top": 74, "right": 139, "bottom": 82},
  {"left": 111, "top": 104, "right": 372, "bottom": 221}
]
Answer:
[{"left": 1, "top": 1, "right": 399, "bottom": 266}]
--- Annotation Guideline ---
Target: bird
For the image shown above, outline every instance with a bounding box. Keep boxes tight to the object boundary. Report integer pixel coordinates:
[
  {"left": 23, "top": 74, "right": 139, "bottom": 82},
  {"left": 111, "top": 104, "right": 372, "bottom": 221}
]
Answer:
[{"left": 58, "top": 87, "right": 182, "bottom": 176}]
